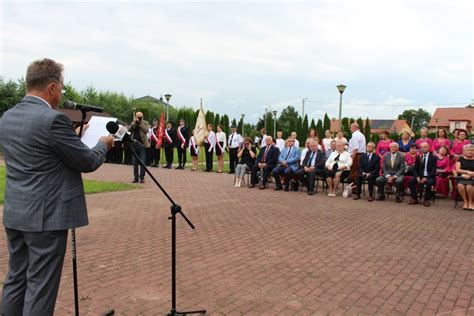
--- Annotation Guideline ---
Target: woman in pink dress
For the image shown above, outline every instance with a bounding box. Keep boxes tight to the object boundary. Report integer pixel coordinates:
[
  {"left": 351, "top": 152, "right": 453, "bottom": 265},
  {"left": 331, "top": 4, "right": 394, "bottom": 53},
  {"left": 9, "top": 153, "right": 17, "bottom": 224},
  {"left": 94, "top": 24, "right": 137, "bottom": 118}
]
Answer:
[
  {"left": 431, "top": 128, "right": 451, "bottom": 153},
  {"left": 375, "top": 130, "right": 392, "bottom": 156},
  {"left": 451, "top": 129, "right": 470, "bottom": 157},
  {"left": 415, "top": 127, "right": 433, "bottom": 150},
  {"left": 435, "top": 146, "right": 452, "bottom": 198}
]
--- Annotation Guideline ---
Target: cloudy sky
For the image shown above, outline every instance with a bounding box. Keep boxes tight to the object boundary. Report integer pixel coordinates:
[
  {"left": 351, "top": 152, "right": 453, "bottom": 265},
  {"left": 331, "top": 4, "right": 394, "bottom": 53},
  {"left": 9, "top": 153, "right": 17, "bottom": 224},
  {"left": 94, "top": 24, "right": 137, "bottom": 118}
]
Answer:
[{"left": 1, "top": 0, "right": 472, "bottom": 123}]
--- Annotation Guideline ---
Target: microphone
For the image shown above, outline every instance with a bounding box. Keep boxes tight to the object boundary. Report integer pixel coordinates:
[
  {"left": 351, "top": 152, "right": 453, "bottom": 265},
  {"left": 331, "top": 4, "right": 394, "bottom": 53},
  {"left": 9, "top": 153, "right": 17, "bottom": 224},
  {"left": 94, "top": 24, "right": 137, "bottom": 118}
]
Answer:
[
  {"left": 106, "top": 121, "right": 133, "bottom": 143},
  {"left": 64, "top": 100, "right": 104, "bottom": 113}
]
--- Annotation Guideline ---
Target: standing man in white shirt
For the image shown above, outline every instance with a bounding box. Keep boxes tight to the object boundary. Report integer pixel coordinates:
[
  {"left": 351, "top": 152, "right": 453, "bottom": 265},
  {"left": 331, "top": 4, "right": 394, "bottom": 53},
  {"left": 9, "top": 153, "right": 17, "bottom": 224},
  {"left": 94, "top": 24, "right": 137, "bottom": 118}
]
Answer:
[
  {"left": 227, "top": 125, "right": 243, "bottom": 174},
  {"left": 348, "top": 123, "right": 366, "bottom": 194},
  {"left": 275, "top": 130, "right": 285, "bottom": 150}
]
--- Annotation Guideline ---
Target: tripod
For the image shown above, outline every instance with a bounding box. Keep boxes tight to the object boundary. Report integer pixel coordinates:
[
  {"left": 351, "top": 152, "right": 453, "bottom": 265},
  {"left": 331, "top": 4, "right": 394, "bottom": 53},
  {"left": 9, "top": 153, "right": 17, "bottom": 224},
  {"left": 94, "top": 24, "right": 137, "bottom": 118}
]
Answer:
[{"left": 127, "top": 141, "right": 206, "bottom": 316}]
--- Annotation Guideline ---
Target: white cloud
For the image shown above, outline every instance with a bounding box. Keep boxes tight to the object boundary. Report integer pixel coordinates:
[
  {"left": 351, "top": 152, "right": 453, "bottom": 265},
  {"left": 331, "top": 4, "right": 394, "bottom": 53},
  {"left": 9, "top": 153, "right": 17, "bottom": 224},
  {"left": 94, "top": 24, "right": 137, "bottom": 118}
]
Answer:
[{"left": 0, "top": 0, "right": 472, "bottom": 122}]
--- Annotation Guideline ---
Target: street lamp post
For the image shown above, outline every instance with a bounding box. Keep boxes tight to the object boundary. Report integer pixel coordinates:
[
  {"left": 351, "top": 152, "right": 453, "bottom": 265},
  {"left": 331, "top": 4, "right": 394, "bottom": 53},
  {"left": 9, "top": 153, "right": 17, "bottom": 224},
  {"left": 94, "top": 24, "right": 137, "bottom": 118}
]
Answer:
[
  {"left": 337, "top": 85, "right": 346, "bottom": 125},
  {"left": 241, "top": 114, "right": 245, "bottom": 138},
  {"left": 302, "top": 97, "right": 307, "bottom": 118},
  {"left": 273, "top": 110, "right": 277, "bottom": 138},
  {"left": 164, "top": 93, "right": 172, "bottom": 122}
]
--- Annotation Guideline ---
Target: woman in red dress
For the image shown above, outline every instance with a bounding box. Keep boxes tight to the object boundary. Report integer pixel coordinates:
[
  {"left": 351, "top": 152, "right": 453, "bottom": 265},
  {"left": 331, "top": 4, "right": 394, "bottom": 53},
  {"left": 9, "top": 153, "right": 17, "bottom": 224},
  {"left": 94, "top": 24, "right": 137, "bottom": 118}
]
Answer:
[
  {"left": 431, "top": 128, "right": 451, "bottom": 153},
  {"left": 451, "top": 129, "right": 470, "bottom": 157},
  {"left": 435, "top": 146, "right": 452, "bottom": 198},
  {"left": 376, "top": 130, "right": 393, "bottom": 156}
]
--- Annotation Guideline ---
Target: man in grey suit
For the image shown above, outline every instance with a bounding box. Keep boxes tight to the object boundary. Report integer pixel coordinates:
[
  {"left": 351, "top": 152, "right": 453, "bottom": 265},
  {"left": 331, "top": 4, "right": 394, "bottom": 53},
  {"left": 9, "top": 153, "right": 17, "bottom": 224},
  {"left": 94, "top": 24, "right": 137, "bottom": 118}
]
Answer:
[
  {"left": 375, "top": 142, "right": 406, "bottom": 203},
  {"left": 0, "top": 58, "right": 114, "bottom": 315}
]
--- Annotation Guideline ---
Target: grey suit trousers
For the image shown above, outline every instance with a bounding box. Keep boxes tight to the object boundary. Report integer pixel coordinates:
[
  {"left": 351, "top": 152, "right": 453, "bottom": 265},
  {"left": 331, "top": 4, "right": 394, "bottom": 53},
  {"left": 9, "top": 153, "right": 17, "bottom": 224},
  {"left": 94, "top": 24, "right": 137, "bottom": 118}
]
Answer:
[{"left": 2, "top": 228, "right": 68, "bottom": 316}]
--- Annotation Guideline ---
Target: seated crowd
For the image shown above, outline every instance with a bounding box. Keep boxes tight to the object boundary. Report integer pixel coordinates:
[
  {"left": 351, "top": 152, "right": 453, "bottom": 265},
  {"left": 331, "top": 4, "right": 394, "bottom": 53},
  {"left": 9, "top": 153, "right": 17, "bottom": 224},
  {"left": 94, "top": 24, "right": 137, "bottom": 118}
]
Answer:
[{"left": 232, "top": 126, "right": 474, "bottom": 211}]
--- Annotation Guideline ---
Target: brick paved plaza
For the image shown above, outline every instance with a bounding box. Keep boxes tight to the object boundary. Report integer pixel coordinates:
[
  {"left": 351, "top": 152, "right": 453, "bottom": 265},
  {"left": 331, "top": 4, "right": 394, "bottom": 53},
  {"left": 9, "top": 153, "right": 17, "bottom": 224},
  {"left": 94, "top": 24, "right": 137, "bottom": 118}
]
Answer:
[{"left": 1, "top": 163, "right": 473, "bottom": 315}]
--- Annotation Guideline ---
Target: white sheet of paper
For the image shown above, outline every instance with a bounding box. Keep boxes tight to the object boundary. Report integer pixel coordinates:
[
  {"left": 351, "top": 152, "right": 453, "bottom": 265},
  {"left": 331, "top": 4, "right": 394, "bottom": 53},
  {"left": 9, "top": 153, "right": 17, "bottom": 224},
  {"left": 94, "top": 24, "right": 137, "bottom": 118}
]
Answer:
[{"left": 81, "top": 116, "right": 117, "bottom": 148}]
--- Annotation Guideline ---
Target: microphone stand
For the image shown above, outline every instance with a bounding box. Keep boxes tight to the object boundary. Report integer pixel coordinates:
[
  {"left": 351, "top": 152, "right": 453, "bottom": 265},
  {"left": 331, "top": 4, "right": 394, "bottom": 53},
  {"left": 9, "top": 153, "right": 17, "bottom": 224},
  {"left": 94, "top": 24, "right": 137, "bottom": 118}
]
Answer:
[
  {"left": 71, "top": 109, "right": 87, "bottom": 316},
  {"left": 126, "top": 140, "right": 206, "bottom": 316}
]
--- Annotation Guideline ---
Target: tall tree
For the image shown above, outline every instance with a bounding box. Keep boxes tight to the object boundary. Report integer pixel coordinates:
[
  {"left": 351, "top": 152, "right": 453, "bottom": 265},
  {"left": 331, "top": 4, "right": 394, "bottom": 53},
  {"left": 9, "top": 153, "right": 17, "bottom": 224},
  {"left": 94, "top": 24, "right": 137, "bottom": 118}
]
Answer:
[
  {"left": 310, "top": 118, "right": 316, "bottom": 130},
  {"left": 316, "top": 119, "right": 324, "bottom": 139},
  {"left": 398, "top": 108, "right": 432, "bottom": 131},
  {"left": 364, "top": 118, "right": 371, "bottom": 140},
  {"left": 277, "top": 105, "right": 299, "bottom": 136},
  {"left": 301, "top": 114, "right": 309, "bottom": 139},
  {"left": 323, "top": 113, "right": 331, "bottom": 132}
]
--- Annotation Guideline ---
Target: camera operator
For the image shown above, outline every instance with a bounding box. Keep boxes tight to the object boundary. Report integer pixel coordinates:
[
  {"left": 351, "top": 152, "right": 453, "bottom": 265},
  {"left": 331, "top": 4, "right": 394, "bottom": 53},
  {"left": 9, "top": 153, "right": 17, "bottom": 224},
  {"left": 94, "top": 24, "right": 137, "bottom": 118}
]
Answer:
[{"left": 129, "top": 112, "right": 150, "bottom": 183}]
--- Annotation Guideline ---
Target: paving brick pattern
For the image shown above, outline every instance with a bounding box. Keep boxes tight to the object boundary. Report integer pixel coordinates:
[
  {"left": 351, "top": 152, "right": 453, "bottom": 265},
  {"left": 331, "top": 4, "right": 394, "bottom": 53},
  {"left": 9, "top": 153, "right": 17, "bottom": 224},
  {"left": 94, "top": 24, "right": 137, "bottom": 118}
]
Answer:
[{"left": 0, "top": 163, "right": 473, "bottom": 315}]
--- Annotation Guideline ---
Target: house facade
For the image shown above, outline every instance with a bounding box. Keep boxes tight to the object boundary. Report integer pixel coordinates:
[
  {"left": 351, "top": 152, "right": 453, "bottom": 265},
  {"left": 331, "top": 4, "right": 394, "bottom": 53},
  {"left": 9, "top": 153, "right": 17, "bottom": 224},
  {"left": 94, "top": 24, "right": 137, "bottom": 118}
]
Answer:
[{"left": 428, "top": 105, "right": 474, "bottom": 133}]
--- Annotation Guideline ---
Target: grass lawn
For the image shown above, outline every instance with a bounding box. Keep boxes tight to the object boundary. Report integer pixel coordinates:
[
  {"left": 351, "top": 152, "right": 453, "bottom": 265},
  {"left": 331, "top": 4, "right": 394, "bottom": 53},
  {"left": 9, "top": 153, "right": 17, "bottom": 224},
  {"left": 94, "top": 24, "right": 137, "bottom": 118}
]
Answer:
[{"left": 0, "top": 166, "right": 137, "bottom": 204}]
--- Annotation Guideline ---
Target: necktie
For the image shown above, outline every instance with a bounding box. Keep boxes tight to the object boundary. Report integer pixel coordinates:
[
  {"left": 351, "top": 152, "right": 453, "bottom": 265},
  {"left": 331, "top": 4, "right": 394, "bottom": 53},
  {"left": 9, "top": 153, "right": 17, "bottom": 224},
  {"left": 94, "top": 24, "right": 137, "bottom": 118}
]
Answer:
[
  {"left": 285, "top": 147, "right": 292, "bottom": 160},
  {"left": 229, "top": 133, "right": 234, "bottom": 147},
  {"left": 368, "top": 153, "right": 372, "bottom": 162},
  {"left": 391, "top": 154, "right": 395, "bottom": 168},
  {"left": 307, "top": 152, "right": 314, "bottom": 167},
  {"left": 262, "top": 146, "right": 269, "bottom": 162}
]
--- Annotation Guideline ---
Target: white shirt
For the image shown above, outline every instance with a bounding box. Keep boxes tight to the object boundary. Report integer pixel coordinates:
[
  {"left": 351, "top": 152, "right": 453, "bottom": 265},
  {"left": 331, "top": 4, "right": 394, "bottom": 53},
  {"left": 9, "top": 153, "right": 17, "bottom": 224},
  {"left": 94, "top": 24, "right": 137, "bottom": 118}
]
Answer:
[
  {"left": 216, "top": 131, "right": 226, "bottom": 150},
  {"left": 260, "top": 135, "right": 267, "bottom": 148},
  {"left": 423, "top": 153, "right": 429, "bottom": 177},
  {"left": 276, "top": 138, "right": 285, "bottom": 150},
  {"left": 205, "top": 130, "right": 216, "bottom": 151},
  {"left": 300, "top": 148, "right": 310, "bottom": 162},
  {"left": 294, "top": 139, "right": 300, "bottom": 149},
  {"left": 228, "top": 132, "right": 243, "bottom": 148},
  {"left": 216, "top": 131, "right": 226, "bottom": 143},
  {"left": 322, "top": 138, "right": 333, "bottom": 151},
  {"left": 254, "top": 136, "right": 260, "bottom": 145},
  {"left": 348, "top": 130, "right": 366, "bottom": 154}
]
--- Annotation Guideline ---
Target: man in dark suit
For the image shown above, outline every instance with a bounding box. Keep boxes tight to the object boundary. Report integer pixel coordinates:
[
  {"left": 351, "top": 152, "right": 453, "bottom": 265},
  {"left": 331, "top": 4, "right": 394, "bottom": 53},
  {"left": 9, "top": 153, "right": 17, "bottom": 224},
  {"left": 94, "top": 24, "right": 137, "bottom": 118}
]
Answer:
[
  {"left": 295, "top": 140, "right": 325, "bottom": 195},
  {"left": 163, "top": 121, "right": 175, "bottom": 169},
  {"left": 408, "top": 142, "right": 438, "bottom": 206},
  {"left": 0, "top": 58, "right": 113, "bottom": 316},
  {"left": 375, "top": 142, "right": 406, "bottom": 202},
  {"left": 354, "top": 142, "right": 381, "bottom": 201},
  {"left": 249, "top": 136, "right": 280, "bottom": 189},
  {"left": 175, "top": 118, "right": 189, "bottom": 169}
]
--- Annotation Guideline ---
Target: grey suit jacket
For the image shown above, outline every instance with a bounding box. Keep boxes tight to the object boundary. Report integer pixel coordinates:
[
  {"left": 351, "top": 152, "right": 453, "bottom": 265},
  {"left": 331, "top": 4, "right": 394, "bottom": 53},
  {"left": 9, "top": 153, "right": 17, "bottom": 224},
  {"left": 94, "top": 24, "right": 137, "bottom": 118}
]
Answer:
[
  {"left": 382, "top": 152, "right": 405, "bottom": 178},
  {"left": 0, "top": 96, "right": 108, "bottom": 231}
]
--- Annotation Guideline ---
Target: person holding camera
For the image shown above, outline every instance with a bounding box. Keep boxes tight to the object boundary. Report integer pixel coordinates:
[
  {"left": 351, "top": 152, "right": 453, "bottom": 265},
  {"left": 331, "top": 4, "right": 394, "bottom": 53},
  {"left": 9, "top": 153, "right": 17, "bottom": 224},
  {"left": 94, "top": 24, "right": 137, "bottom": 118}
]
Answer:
[
  {"left": 234, "top": 137, "right": 256, "bottom": 187},
  {"left": 129, "top": 111, "right": 150, "bottom": 183}
]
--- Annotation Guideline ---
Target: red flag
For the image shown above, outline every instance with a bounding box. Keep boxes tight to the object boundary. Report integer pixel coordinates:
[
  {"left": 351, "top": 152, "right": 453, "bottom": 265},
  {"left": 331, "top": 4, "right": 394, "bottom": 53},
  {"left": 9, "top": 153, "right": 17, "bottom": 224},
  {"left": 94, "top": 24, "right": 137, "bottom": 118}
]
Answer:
[{"left": 156, "top": 112, "right": 165, "bottom": 149}]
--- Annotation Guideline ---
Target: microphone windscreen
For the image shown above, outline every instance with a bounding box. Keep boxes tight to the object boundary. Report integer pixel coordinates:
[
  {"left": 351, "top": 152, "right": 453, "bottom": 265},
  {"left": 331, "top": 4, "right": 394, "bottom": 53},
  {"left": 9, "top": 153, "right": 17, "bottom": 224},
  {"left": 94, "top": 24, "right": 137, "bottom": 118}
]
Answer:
[
  {"left": 63, "top": 100, "right": 76, "bottom": 110},
  {"left": 106, "top": 121, "right": 119, "bottom": 134}
]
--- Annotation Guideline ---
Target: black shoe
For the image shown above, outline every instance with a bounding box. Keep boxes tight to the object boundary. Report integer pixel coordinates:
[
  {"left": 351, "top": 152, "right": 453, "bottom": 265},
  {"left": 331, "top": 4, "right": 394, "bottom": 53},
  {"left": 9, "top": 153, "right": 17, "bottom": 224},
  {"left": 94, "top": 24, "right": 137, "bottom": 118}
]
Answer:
[
  {"left": 175, "top": 166, "right": 181, "bottom": 169},
  {"left": 308, "top": 190, "right": 314, "bottom": 195},
  {"left": 376, "top": 195, "right": 385, "bottom": 201},
  {"left": 396, "top": 195, "right": 402, "bottom": 203},
  {"left": 248, "top": 184, "right": 255, "bottom": 188},
  {"left": 167, "top": 165, "right": 172, "bottom": 169},
  {"left": 284, "top": 187, "right": 289, "bottom": 192},
  {"left": 274, "top": 186, "right": 282, "bottom": 191},
  {"left": 139, "top": 179, "right": 145, "bottom": 183},
  {"left": 132, "top": 179, "right": 139, "bottom": 183}
]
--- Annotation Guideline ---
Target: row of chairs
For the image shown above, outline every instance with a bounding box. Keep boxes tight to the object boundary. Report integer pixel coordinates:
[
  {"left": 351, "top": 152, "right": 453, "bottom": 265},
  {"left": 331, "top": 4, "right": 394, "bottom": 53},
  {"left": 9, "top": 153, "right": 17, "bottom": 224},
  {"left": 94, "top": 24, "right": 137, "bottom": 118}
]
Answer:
[{"left": 239, "top": 169, "right": 466, "bottom": 208}]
